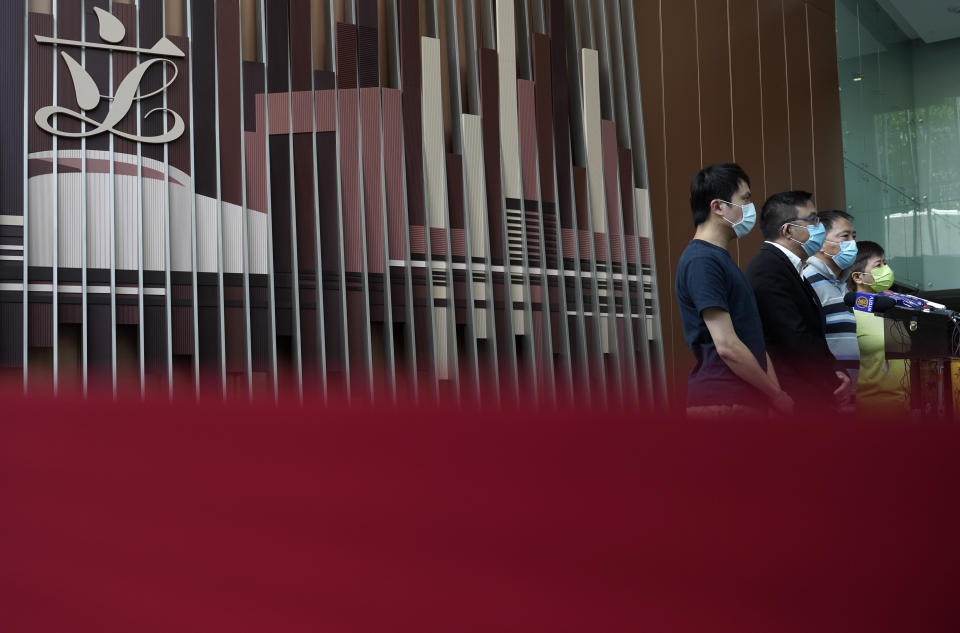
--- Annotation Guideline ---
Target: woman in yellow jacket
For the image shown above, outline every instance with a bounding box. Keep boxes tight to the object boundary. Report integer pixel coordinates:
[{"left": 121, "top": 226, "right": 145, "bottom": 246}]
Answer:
[{"left": 847, "top": 241, "right": 910, "bottom": 416}]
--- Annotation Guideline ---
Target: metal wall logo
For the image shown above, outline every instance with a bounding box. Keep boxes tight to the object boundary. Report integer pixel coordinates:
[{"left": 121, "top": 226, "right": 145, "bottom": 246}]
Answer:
[{"left": 34, "top": 7, "right": 185, "bottom": 144}]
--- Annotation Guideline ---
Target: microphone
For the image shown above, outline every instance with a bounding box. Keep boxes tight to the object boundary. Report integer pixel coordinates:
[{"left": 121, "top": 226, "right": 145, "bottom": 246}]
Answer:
[
  {"left": 879, "top": 291, "right": 958, "bottom": 317},
  {"left": 843, "top": 291, "right": 897, "bottom": 314},
  {"left": 879, "top": 290, "right": 927, "bottom": 310}
]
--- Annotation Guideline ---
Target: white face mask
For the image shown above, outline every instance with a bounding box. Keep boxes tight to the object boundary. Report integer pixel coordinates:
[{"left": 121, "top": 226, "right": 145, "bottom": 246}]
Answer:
[{"left": 717, "top": 200, "right": 756, "bottom": 238}]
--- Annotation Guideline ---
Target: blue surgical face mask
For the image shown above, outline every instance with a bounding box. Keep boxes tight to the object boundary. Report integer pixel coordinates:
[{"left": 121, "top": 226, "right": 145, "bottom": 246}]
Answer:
[
  {"left": 786, "top": 221, "right": 826, "bottom": 257},
  {"left": 718, "top": 200, "right": 756, "bottom": 238},
  {"left": 824, "top": 239, "right": 858, "bottom": 269}
]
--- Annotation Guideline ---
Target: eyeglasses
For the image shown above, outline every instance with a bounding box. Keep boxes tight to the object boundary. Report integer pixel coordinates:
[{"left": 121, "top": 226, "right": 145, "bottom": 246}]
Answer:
[{"left": 783, "top": 214, "right": 820, "bottom": 226}]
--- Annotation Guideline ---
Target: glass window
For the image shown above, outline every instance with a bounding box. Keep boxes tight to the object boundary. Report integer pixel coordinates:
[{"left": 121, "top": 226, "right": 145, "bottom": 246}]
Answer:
[{"left": 836, "top": 0, "right": 960, "bottom": 292}]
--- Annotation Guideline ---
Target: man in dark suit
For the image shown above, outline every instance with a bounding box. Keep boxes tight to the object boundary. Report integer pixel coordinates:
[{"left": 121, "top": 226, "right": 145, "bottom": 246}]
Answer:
[{"left": 744, "top": 191, "right": 852, "bottom": 407}]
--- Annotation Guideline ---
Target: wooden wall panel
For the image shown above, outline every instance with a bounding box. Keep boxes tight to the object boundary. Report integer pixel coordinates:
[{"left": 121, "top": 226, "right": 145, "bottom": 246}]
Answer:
[
  {"left": 635, "top": 0, "right": 845, "bottom": 402},
  {"left": 658, "top": 0, "right": 703, "bottom": 399},
  {"left": 757, "top": 0, "right": 792, "bottom": 194},
  {"left": 633, "top": 0, "right": 673, "bottom": 390},
  {"left": 784, "top": 0, "right": 816, "bottom": 193},
  {"left": 728, "top": 0, "right": 768, "bottom": 263},
  {"left": 695, "top": 0, "right": 733, "bottom": 167},
  {"left": 807, "top": 2, "right": 845, "bottom": 210}
]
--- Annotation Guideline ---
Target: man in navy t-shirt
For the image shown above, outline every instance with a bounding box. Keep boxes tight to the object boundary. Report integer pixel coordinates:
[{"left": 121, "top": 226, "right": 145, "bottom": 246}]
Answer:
[{"left": 675, "top": 163, "right": 794, "bottom": 418}]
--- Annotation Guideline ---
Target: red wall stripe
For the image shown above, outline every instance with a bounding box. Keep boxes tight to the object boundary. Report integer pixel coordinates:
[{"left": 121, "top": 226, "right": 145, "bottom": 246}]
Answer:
[
  {"left": 339, "top": 90, "right": 363, "bottom": 273},
  {"left": 381, "top": 89, "right": 406, "bottom": 261},
  {"left": 360, "top": 88, "right": 385, "bottom": 274},
  {"left": 517, "top": 79, "right": 539, "bottom": 202}
]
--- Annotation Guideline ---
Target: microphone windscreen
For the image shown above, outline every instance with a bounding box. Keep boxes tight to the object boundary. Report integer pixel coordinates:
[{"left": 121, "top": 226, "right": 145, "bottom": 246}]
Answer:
[
  {"left": 873, "top": 295, "right": 897, "bottom": 312},
  {"left": 844, "top": 292, "right": 898, "bottom": 314}
]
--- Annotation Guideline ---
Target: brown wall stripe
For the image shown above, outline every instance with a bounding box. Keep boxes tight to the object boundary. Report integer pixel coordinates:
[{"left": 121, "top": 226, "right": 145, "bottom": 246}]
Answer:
[
  {"left": 360, "top": 88, "right": 385, "bottom": 274},
  {"left": 531, "top": 32, "right": 555, "bottom": 206},
  {"left": 112, "top": 4, "right": 138, "bottom": 159},
  {"left": 28, "top": 13, "right": 54, "bottom": 156},
  {"left": 190, "top": 0, "right": 216, "bottom": 199},
  {"left": 216, "top": 0, "right": 243, "bottom": 207},
  {"left": 338, "top": 88, "right": 362, "bottom": 274},
  {"left": 168, "top": 35, "right": 192, "bottom": 175},
  {"left": 398, "top": 0, "right": 423, "bottom": 226},
  {"left": 83, "top": 0, "right": 109, "bottom": 153},
  {"left": 0, "top": 2, "right": 25, "bottom": 218},
  {"left": 382, "top": 89, "right": 406, "bottom": 262},
  {"left": 55, "top": 0, "right": 82, "bottom": 152},
  {"left": 138, "top": 0, "right": 164, "bottom": 162},
  {"left": 516, "top": 79, "right": 538, "bottom": 203},
  {"left": 190, "top": 0, "right": 219, "bottom": 386},
  {"left": 478, "top": 47, "right": 503, "bottom": 263}
]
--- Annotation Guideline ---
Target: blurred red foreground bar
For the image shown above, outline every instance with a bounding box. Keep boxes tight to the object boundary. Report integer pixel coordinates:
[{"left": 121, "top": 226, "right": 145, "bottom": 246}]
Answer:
[{"left": 1, "top": 395, "right": 959, "bottom": 633}]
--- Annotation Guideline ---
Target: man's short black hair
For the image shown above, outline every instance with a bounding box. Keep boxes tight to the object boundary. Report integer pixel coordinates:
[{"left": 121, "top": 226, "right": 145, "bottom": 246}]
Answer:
[
  {"left": 760, "top": 190, "right": 814, "bottom": 240},
  {"left": 846, "top": 240, "right": 886, "bottom": 292},
  {"left": 817, "top": 209, "right": 854, "bottom": 233},
  {"left": 689, "top": 163, "right": 750, "bottom": 227}
]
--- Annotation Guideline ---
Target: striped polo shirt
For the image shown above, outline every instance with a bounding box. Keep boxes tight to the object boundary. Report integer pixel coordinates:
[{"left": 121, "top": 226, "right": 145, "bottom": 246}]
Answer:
[{"left": 801, "top": 256, "right": 860, "bottom": 385}]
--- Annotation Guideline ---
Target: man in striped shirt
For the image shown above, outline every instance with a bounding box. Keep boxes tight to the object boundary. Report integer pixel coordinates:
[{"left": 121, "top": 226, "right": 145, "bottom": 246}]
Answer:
[{"left": 801, "top": 210, "right": 859, "bottom": 408}]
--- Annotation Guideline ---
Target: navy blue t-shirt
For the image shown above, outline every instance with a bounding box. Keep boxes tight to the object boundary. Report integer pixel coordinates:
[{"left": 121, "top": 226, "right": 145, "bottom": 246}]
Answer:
[{"left": 675, "top": 239, "right": 768, "bottom": 407}]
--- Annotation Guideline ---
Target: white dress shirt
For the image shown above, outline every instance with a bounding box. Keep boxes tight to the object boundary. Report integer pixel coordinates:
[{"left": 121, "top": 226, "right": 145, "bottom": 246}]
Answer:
[{"left": 764, "top": 240, "right": 803, "bottom": 275}]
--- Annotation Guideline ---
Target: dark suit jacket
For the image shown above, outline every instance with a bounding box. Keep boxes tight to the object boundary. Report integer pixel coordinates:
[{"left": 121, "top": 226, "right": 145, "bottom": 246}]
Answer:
[{"left": 745, "top": 243, "right": 841, "bottom": 402}]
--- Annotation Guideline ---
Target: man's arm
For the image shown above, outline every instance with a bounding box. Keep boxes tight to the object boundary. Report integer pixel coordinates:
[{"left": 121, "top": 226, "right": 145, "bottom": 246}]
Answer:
[
  {"left": 765, "top": 352, "right": 780, "bottom": 388},
  {"left": 702, "top": 308, "right": 793, "bottom": 413}
]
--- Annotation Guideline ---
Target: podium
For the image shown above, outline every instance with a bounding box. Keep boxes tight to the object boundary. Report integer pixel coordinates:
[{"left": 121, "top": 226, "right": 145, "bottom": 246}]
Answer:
[{"left": 883, "top": 307, "right": 960, "bottom": 421}]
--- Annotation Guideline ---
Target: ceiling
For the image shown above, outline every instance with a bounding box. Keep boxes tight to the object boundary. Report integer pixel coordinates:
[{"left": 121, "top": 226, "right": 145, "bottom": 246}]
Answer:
[{"left": 877, "top": 0, "right": 960, "bottom": 44}]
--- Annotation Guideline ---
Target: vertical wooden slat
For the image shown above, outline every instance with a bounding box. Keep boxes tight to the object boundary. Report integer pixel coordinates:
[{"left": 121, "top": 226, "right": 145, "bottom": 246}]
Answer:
[
  {"left": 577, "top": 47, "right": 610, "bottom": 402},
  {"left": 399, "top": 0, "right": 424, "bottom": 225},
  {"left": 695, "top": 0, "right": 733, "bottom": 167},
  {"left": 139, "top": 0, "right": 164, "bottom": 163},
  {"left": 289, "top": 0, "right": 319, "bottom": 392},
  {"left": 479, "top": 46, "right": 518, "bottom": 400},
  {"left": 806, "top": 2, "right": 845, "bottom": 209},
  {"left": 360, "top": 91, "right": 385, "bottom": 275},
  {"left": 0, "top": 2, "right": 26, "bottom": 374},
  {"left": 167, "top": 34, "right": 194, "bottom": 395},
  {"left": 337, "top": 21, "right": 374, "bottom": 398},
  {"left": 382, "top": 90, "right": 406, "bottom": 261},
  {"left": 728, "top": 0, "right": 767, "bottom": 265},
  {"left": 784, "top": 0, "right": 815, "bottom": 193},
  {"left": 532, "top": 33, "right": 554, "bottom": 205},
  {"left": 532, "top": 29, "right": 574, "bottom": 403},
  {"left": 190, "top": 0, "right": 220, "bottom": 392},
  {"left": 462, "top": 113, "right": 499, "bottom": 398},
  {"left": 421, "top": 36, "right": 457, "bottom": 391},
  {"left": 758, "top": 0, "right": 791, "bottom": 194},
  {"left": 266, "top": 1, "right": 293, "bottom": 373},
  {"left": 81, "top": 0, "right": 104, "bottom": 394},
  {"left": 648, "top": 0, "right": 701, "bottom": 400},
  {"left": 217, "top": 0, "right": 246, "bottom": 390}
]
